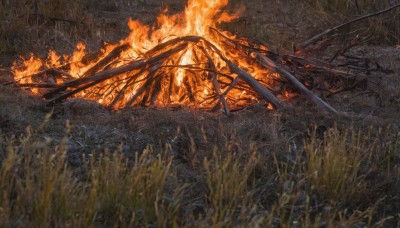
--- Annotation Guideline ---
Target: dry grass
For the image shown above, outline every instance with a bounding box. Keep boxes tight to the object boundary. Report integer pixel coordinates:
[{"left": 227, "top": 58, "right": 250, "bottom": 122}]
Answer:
[
  {"left": 0, "top": 120, "right": 181, "bottom": 227},
  {"left": 220, "top": 0, "right": 400, "bottom": 51},
  {"left": 0, "top": 0, "right": 94, "bottom": 58},
  {"left": 1, "top": 0, "right": 399, "bottom": 64},
  {"left": 306, "top": 0, "right": 400, "bottom": 44},
  {"left": 0, "top": 116, "right": 399, "bottom": 227}
]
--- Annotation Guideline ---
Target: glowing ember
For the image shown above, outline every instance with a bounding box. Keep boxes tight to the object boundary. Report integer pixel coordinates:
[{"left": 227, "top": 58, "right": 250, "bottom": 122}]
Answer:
[{"left": 11, "top": 0, "right": 289, "bottom": 113}]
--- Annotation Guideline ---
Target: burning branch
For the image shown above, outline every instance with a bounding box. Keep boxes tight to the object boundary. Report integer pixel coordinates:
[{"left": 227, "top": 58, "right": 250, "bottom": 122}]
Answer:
[{"left": 9, "top": 0, "right": 389, "bottom": 115}]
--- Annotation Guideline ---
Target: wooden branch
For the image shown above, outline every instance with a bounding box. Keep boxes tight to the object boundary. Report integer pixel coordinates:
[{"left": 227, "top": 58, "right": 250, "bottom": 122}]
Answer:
[
  {"left": 210, "top": 64, "right": 230, "bottom": 115},
  {"left": 220, "top": 76, "right": 240, "bottom": 97},
  {"left": 329, "top": 36, "right": 360, "bottom": 62},
  {"left": 43, "top": 68, "right": 74, "bottom": 79},
  {"left": 146, "top": 36, "right": 201, "bottom": 57},
  {"left": 45, "top": 43, "right": 187, "bottom": 103},
  {"left": 203, "top": 40, "right": 285, "bottom": 109},
  {"left": 44, "top": 59, "right": 147, "bottom": 99},
  {"left": 255, "top": 53, "right": 339, "bottom": 115},
  {"left": 283, "top": 54, "right": 358, "bottom": 78},
  {"left": 124, "top": 65, "right": 162, "bottom": 108},
  {"left": 81, "top": 44, "right": 130, "bottom": 77},
  {"left": 209, "top": 27, "right": 275, "bottom": 56},
  {"left": 199, "top": 46, "right": 230, "bottom": 114},
  {"left": 44, "top": 43, "right": 187, "bottom": 100},
  {"left": 299, "top": 3, "right": 400, "bottom": 49},
  {"left": 18, "top": 83, "right": 58, "bottom": 88},
  {"left": 48, "top": 79, "right": 101, "bottom": 105},
  {"left": 225, "top": 60, "right": 285, "bottom": 109},
  {"left": 183, "top": 75, "right": 196, "bottom": 102},
  {"left": 108, "top": 69, "right": 146, "bottom": 108}
]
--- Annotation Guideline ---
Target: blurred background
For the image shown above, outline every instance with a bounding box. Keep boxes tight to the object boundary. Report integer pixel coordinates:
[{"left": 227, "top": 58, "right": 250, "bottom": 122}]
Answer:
[{"left": 1, "top": 0, "right": 399, "bottom": 66}]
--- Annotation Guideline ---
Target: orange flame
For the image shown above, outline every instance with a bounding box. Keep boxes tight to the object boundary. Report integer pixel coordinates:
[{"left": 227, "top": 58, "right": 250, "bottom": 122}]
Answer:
[{"left": 12, "top": 0, "right": 285, "bottom": 111}]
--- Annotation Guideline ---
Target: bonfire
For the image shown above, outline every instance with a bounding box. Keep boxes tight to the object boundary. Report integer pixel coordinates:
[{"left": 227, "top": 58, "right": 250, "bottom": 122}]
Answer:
[{"left": 10, "top": 0, "right": 395, "bottom": 115}]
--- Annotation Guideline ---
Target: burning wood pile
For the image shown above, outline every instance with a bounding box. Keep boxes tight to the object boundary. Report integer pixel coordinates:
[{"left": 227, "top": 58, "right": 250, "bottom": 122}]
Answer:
[{"left": 9, "top": 0, "right": 397, "bottom": 115}]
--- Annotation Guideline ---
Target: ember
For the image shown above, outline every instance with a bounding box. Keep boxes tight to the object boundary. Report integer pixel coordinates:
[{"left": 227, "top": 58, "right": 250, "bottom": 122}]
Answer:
[{"left": 10, "top": 0, "right": 390, "bottom": 114}]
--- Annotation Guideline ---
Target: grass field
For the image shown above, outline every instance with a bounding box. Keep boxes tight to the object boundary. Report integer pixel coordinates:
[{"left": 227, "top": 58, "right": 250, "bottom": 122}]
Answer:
[{"left": 1, "top": 0, "right": 400, "bottom": 227}]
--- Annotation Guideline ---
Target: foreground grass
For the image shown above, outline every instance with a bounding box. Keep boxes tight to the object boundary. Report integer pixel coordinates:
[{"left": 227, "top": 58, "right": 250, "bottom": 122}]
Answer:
[{"left": 0, "top": 117, "right": 399, "bottom": 227}]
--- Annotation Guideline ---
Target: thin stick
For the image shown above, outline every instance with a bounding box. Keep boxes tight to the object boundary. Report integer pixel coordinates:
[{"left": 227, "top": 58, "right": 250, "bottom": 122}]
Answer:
[
  {"left": 44, "top": 59, "right": 147, "bottom": 99},
  {"left": 209, "top": 27, "right": 274, "bottom": 55},
  {"left": 81, "top": 44, "right": 130, "bottom": 77},
  {"left": 283, "top": 54, "right": 358, "bottom": 78},
  {"left": 220, "top": 76, "right": 240, "bottom": 97},
  {"left": 183, "top": 76, "right": 196, "bottom": 102},
  {"left": 108, "top": 69, "right": 146, "bottom": 108},
  {"left": 145, "top": 36, "right": 201, "bottom": 56},
  {"left": 18, "top": 83, "right": 58, "bottom": 88},
  {"left": 199, "top": 46, "right": 230, "bottom": 114},
  {"left": 299, "top": 3, "right": 400, "bottom": 49},
  {"left": 124, "top": 74, "right": 161, "bottom": 109},
  {"left": 124, "top": 64, "right": 162, "bottom": 108},
  {"left": 48, "top": 79, "right": 102, "bottom": 105},
  {"left": 255, "top": 53, "right": 339, "bottom": 115}
]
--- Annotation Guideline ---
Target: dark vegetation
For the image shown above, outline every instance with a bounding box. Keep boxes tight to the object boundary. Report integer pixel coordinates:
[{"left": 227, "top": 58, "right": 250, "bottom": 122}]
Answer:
[{"left": 1, "top": 0, "right": 400, "bottom": 226}]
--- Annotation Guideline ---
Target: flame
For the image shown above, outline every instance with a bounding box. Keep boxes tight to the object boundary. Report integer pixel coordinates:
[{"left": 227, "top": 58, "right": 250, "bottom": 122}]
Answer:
[
  {"left": 12, "top": 0, "right": 287, "bottom": 111},
  {"left": 177, "top": 49, "right": 194, "bottom": 86},
  {"left": 69, "top": 43, "right": 87, "bottom": 77}
]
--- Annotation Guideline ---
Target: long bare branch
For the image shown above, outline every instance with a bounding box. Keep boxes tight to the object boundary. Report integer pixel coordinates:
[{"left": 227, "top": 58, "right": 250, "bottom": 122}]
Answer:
[
  {"left": 203, "top": 39, "right": 285, "bottom": 109},
  {"left": 299, "top": 3, "right": 400, "bottom": 49},
  {"left": 255, "top": 53, "right": 339, "bottom": 115}
]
